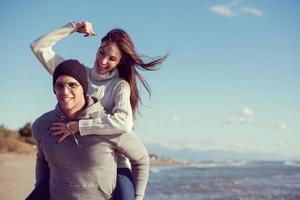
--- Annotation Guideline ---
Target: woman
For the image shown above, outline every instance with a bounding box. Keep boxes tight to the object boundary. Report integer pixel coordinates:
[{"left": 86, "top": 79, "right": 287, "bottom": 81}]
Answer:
[{"left": 29, "top": 21, "right": 168, "bottom": 199}]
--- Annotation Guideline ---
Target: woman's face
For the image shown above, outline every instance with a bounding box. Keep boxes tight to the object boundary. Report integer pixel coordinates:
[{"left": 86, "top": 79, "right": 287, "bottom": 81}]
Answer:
[{"left": 94, "top": 41, "right": 122, "bottom": 74}]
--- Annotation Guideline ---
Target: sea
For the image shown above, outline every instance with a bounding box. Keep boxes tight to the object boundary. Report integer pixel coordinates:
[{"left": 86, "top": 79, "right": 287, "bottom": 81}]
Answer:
[{"left": 145, "top": 160, "right": 300, "bottom": 200}]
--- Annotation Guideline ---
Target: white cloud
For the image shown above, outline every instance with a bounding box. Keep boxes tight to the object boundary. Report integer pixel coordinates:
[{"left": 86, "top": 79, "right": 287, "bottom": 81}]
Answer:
[
  {"left": 239, "top": 117, "right": 251, "bottom": 123},
  {"left": 240, "top": 107, "right": 254, "bottom": 122},
  {"left": 210, "top": 0, "right": 264, "bottom": 18},
  {"left": 274, "top": 139, "right": 286, "bottom": 146},
  {"left": 276, "top": 122, "right": 288, "bottom": 130},
  {"left": 224, "top": 108, "right": 290, "bottom": 133},
  {"left": 241, "top": 6, "right": 264, "bottom": 17},
  {"left": 225, "top": 117, "right": 238, "bottom": 124},
  {"left": 210, "top": 5, "right": 235, "bottom": 17},
  {"left": 241, "top": 107, "right": 253, "bottom": 118},
  {"left": 225, "top": 107, "right": 254, "bottom": 124},
  {"left": 171, "top": 115, "right": 180, "bottom": 122}
]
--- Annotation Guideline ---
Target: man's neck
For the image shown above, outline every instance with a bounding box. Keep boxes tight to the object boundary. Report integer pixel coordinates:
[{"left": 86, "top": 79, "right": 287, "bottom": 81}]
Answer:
[
  {"left": 62, "top": 98, "right": 87, "bottom": 120},
  {"left": 64, "top": 108, "right": 84, "bottom": 120}
]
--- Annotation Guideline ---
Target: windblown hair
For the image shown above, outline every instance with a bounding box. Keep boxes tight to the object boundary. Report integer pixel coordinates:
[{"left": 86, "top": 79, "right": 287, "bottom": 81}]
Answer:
[{"left": 101, "top": 29, "right": 168, "bottom": 118}]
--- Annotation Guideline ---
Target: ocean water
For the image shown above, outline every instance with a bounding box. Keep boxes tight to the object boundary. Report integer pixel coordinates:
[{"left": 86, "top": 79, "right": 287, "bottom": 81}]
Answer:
[{"left": 145, "top": 160, "right": 300, "bottom": 200}]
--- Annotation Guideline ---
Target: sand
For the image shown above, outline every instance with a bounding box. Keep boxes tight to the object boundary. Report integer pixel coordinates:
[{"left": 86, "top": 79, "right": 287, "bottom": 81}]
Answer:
[
  {"left": 0, "top": 153, "right": 183, "bottom": 199},
  {"left": 0, "top": 153, "right": 35, "bottom": 200}
]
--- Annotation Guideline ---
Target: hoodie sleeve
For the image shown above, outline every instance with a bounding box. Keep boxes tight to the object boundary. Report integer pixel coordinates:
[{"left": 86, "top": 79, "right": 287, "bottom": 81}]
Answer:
[
  {"left": 112, "top": 132, "right": 150, "bottom": 199},
  {"left": 30, "top": 22, "right": 77, "bottom": 74},
  {"left": 79, "top": 80, "right": 134, "bottom": 135},
  {"left": 32, "top": 121, "right": 50, "bottom": 186}
]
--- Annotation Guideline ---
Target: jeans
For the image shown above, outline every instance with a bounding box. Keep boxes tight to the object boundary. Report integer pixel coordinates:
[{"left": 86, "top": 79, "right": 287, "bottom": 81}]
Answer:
[
  {"left": 114, "top": 168, "right": 135, "bottom": 200},
  {"left": 25, "top": 179, "right": 49, "bottom": 200},
  {"left": 25, "top": 168, "right": 134, "bottom": 200}
]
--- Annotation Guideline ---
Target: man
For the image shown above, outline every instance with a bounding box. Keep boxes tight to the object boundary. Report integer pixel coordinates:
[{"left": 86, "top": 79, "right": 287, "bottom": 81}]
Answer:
[{"left": 30, "top": 59, "right": 149, "bottom": 200}]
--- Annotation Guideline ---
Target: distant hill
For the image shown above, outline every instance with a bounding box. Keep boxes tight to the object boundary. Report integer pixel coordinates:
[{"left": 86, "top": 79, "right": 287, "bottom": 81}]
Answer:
[
  {"left": 2, "top": 124, "right": 297, "bottom": 161},
  {"left": 0, "top": 124, "right": 35, "bottom": 155},
  {"left": 145, "top": 143, "right": 298, "bottom": 161}
]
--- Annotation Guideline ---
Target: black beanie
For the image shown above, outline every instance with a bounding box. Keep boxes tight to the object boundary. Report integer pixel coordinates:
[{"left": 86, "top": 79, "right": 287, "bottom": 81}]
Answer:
[{"left": 53, "top": 59, "right": 88, "bottom": 95}]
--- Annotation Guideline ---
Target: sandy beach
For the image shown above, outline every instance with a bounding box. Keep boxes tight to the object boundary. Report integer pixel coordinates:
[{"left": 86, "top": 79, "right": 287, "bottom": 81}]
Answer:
[
  {"left": 0, "top": 153, "right": 35, "bottom": 200},
  {"left": 0, "top": 152, "right": 186, "bottom": 199}
]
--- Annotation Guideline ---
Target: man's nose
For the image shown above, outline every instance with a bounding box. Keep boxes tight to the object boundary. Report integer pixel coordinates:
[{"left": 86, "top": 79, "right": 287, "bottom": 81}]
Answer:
[{"left": 61, "top": 86, "right": 71, "bottom": 94}]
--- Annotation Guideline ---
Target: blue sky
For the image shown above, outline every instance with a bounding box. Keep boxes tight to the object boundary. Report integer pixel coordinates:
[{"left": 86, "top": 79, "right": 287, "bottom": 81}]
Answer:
[{"left": 1, "top": 0, "right": 299, "bottom": 159}]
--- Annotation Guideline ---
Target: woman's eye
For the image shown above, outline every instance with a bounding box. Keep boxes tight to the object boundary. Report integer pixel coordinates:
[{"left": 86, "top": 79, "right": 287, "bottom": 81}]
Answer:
[{"left": 109, "top": 57, "right": 116, "bottom": 61}]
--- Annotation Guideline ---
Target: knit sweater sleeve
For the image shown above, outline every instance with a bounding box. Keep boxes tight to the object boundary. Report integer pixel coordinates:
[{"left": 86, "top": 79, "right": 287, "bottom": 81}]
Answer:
[
  {"left": 30, "top": 22, "right": 77, "bottom": 74},
  {"left": 79, "top": 80, "right": 134, "bottom": 135},
  {"left": 32, "top": 121, "right": 50, "bottom": 186}
]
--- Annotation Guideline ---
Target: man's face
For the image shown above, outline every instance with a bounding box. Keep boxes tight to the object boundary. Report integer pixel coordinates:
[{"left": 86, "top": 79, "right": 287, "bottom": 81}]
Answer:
[{"left": 54, "top": 75, "right": 85, "bottom": 116}]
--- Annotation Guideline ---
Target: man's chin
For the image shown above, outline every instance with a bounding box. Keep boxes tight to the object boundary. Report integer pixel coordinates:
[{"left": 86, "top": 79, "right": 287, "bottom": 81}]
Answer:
[{"left": 58, "top": 102, "right": 72, "bottom": 111}]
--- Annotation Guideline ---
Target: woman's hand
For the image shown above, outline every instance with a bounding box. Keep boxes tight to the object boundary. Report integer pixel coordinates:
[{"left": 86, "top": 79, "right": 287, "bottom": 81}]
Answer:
[
  {"left": 75, "top": 21, "right": 97, "bottom": 37},
  {"left": 50, "top": 121, "right": 79, "bottom": 143}
]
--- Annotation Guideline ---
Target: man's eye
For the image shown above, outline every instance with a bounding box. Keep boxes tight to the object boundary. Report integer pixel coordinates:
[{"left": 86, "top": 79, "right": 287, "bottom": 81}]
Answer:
[
  {"left": 69, "top": 83, "right": 79, "bottom": 88},
  {"left": 55, "top": 83, "right": 64, "bottom": 89}
]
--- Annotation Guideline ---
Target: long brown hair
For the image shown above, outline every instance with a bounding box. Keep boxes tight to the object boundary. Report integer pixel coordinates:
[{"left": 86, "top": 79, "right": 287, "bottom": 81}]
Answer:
[{"left": 101, "top": 29, "right": 168, "bottom": 118}]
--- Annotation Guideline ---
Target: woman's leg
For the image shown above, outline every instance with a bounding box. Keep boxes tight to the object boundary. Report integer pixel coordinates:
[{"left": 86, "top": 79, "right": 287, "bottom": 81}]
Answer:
[{"left": 114, "top": 168, "right": 135, "bottom": 200}]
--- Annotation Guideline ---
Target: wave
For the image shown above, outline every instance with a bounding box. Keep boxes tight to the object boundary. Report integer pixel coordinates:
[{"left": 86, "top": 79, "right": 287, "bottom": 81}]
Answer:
[
  {"left": 186, "top": 160, "right": 248, "bottom": 169},
  {"left": 150, "top": 164, "right": 182, "bottom": 173},
  {"left": 284, "top": 161, "right": 300, "bottom": 167},
  {"left": 150, "top": 167, "right": 161, "bottom": 173}
]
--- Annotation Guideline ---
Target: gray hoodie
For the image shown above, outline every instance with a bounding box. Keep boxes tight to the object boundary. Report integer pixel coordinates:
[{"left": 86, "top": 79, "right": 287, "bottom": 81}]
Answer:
[{"left": 32, "top": 97, "right": 149, "bottom": 200}]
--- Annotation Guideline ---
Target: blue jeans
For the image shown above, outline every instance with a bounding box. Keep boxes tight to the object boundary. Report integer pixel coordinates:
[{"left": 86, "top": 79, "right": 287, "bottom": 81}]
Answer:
[
  {"left": 25, "top": 178, "right": 49, "bottom": 200},
  {"left": 114, "top": 168, "right": 135, "bottom": 200},
  {"left": 25, "top": 168, "right": 135, "bottom": 200}
]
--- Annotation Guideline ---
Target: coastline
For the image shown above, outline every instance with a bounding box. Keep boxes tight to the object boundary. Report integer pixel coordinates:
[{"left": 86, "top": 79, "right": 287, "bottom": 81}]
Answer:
[
  {"left": 149, "top": 153, "right": 187, "bottom": 166},
  {"left": 150, "top": 158, "right": 187, "bottom": 166}
]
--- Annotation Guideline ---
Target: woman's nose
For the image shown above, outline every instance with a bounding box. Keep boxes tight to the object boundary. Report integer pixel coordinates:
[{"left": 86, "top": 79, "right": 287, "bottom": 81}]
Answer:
[{"left": 100, "top": 57, "right": 108, "bottom": 65}]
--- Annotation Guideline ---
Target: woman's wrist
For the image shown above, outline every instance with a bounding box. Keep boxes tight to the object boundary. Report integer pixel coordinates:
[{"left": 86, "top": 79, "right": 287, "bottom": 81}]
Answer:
[
  {"left": 72, "top": 21, "right": 83, "bottom": 31},
  {"left": 67, "top": 121, "right": 79, "bottom": 134}
]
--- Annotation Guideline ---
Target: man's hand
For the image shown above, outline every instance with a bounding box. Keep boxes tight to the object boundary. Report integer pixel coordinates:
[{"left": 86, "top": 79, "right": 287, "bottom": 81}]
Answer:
[
  {"left": 75, "top": 21, "right": 97, "bottom": 37},
  {"left": 50, "top": 121, "right": 79, "bottom": 143}
]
